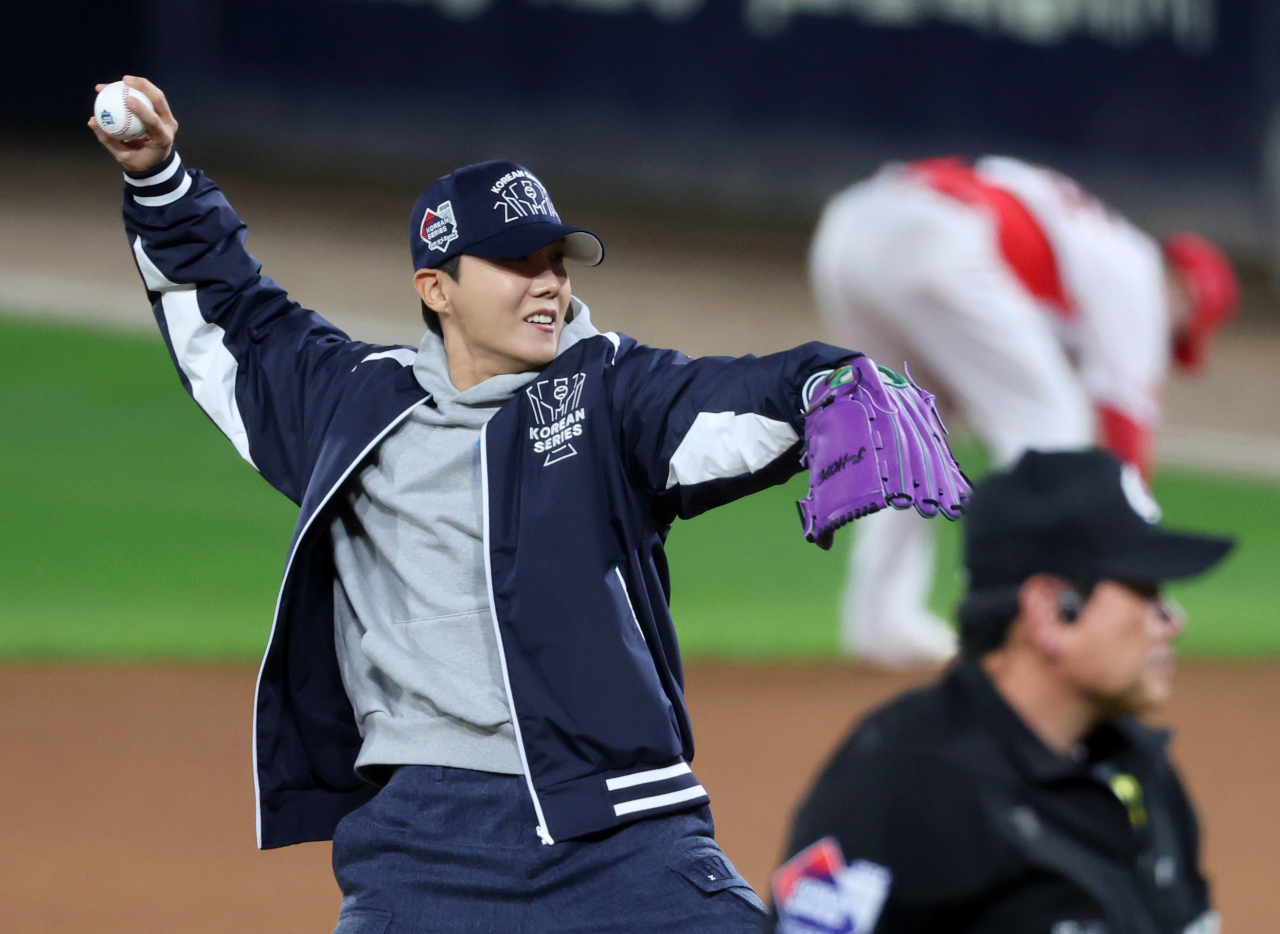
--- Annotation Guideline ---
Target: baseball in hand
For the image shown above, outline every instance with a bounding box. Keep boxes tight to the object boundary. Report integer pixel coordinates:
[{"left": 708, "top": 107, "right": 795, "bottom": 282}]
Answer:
[{"left": 93, "top": 81, "right": 156, "bottom": 141}]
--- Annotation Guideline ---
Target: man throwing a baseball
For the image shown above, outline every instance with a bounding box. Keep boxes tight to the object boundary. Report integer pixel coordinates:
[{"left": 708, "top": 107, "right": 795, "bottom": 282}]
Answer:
[{"left": 91, "top": 78, "right": 967, "bottom": 933}]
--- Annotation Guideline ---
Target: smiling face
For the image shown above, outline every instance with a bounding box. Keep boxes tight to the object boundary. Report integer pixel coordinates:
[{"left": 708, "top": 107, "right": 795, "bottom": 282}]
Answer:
[{"left": 415, "top": 240, "right": 571, "bottom": 391}]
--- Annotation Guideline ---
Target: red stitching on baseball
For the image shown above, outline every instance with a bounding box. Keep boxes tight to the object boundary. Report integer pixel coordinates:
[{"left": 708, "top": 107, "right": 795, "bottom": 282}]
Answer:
[{"left": 119, "top": 85, "right": 134, "bottom": 139}]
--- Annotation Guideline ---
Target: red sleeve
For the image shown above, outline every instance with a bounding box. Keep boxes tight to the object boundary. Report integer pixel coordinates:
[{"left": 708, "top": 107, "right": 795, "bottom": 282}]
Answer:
[{"left": 1097, "top": 404, "right": 1155, "bottom": 480}]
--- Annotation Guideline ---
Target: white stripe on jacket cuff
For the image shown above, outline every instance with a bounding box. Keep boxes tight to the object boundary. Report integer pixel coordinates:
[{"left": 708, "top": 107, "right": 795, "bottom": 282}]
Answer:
[
  {"left": 124, "top": 151, "right": 182, "bottom": 186},
  {"left": 134, "top": 171, "right": 193, "bottom": 207},
  {"left": 126, "top": 152, "right": 191, "bottom": 206}
]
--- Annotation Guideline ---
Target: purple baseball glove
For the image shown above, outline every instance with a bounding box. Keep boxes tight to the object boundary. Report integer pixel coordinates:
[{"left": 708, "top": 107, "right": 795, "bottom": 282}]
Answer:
[{"left": 797, "top": 358, "right": 971, "bottom": 550}]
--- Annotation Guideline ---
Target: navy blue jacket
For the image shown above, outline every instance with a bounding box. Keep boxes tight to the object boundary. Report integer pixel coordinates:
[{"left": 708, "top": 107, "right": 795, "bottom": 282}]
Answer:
[{"left": 122, "top": 152, "right": 858, "bottom": 848}]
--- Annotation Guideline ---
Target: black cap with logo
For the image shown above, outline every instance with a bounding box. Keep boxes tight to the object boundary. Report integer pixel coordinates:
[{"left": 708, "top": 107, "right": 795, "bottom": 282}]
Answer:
[
  {"left": 409, "top": 160, "right": 604, "bottom": 272},
  {"left": 965, "top": 449, "right": 1233, "bottom": 589},
  {"left": 959, "top": 450, "right": 1234, "bottom": 651}
]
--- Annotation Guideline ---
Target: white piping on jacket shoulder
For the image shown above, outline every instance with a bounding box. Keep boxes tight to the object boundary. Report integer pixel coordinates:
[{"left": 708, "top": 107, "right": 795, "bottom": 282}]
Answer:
[
  {"left": 354, "top": 348, "right": 417, "bottom": 370},
  {"left": 666, "top": 411, "right": 799, "bottom": 489},
  {"left": 133, "top": 236, "right": 257, "bottom": 469},
  {"left": 251, "top": 396, "right": 430, "bottom": 848},
  {"left": 480, "top": 424, "right": 556, "bottom": 845}
]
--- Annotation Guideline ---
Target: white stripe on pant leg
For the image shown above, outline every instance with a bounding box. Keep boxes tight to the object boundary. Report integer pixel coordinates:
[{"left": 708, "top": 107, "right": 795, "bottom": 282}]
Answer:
[{"left": 843, "top": 508, "right": 937, "bottom": 655}]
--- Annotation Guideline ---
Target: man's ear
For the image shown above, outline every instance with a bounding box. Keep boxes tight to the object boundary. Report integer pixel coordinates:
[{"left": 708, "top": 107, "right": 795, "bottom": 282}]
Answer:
[
  {"left": 415, "top": 267, "right": 451, "bottom": 317},
  {"left": 1017, "top": 574, "right": 1070, "bottom": 658}
]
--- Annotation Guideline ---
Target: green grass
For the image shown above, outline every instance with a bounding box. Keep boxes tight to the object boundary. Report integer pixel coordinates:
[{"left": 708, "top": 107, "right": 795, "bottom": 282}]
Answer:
[
  {"left": 665, "top": 460, "right": 1280, "bottom": 658},
  {"left": 665, "top": 456, "right": 973, "bottom": 659},
  {"left": 0, "top": 315, "right": 296, "bottom": 658},
  {"left": 2, "top": 314, "right": 1277, "bottom": 659}
]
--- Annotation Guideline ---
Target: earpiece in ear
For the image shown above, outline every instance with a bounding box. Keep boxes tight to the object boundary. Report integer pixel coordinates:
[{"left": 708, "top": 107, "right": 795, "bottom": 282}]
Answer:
[{"left": 1059, "top": 589, "right": 1082, "bottom": 623}]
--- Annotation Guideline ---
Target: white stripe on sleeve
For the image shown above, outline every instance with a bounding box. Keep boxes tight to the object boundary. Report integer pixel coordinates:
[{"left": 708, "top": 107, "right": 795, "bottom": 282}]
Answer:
[
  {"left": 124, "top": 153, "right": 182, "bottom": 187},
  {"left": 666, "top": 411, "right": 799, "bottom": 489},
  {"left": 134, "top": 171, "right": 193, "bottom": 207},
  {"left": 132, "top": 236, "right": 257, "bottom": 470}
]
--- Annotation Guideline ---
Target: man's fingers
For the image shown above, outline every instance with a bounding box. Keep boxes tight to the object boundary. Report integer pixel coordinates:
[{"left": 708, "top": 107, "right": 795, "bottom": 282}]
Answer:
[
  {"left": 124, "top": 75, "right": 174, "bottom": 123},
  {"left": 125, "top": 95, "right": 166, "bottom": 137},
  {"left": 90, "top": 78, "right": 176, "bottom": 173},
  {"left": 90, "top": 113, "right": 146, "bottom": 149},
  {"left": 88, "top": 117, "right": 121, "bottom": 149}
]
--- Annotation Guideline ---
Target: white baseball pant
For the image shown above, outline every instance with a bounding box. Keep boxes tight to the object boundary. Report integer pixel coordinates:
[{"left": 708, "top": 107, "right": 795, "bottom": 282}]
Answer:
[{"left": 810, "top": 176, "right": 1094, "bottom": 660}]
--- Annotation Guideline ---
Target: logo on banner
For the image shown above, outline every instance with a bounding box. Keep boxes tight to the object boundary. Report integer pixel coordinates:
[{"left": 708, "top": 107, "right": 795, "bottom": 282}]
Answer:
[
  {"left": 527, "top": 373, "right": 587, "bottom": 465},
  {"left": 491, "top": 169, "right": 560, "bottom": 224},
  {"left": 421, "top": 200, "right": 459, "bottom": 253}
]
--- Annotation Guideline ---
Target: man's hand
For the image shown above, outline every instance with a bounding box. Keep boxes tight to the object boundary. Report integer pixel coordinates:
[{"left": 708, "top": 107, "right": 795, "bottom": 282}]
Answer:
[{"left": 88, "top": 76, "right": 177, "bottom": 173}]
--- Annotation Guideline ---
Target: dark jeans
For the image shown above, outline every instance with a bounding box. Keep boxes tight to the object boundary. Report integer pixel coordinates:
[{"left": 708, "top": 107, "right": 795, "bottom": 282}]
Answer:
[{"left": 332, "top": 765, "right": 767, "bottom": 933}]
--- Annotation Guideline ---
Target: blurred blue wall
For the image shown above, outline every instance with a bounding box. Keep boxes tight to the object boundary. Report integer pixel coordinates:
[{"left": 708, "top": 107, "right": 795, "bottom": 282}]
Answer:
[
  {"left": 1, "top": 1, "right": 147, "bottom": 136},
  {"left": 34, "top": 1, "right": 1280, "bottom": 254}
]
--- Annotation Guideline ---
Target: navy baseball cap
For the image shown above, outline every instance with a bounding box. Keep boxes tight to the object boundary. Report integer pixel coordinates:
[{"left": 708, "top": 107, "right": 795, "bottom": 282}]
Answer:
[
  {"left": 964, "top": 450, "right": 1233, "bottom": 590},
  {"left": 409, "top": 160, "right": 604, "bottom": 271}
]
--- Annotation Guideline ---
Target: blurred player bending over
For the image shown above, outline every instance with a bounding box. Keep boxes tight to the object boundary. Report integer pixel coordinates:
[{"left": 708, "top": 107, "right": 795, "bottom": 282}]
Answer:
[
  {"left": 810, "top": 156, "right": 1239, "bottom": 667},
  {"left": 91, "top": 78, "right": 966, "bottom": 933}
]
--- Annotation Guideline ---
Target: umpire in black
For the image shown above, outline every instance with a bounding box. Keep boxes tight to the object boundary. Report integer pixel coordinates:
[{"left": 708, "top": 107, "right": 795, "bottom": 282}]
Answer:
[{"left": 774, "top": 450, "right": 1233, "bottom": 934}]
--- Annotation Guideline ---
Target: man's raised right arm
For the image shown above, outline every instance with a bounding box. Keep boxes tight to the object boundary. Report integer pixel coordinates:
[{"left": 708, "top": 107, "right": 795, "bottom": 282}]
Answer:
[{"left": 92, "top": 77, "right": 364, "bottom": 504}]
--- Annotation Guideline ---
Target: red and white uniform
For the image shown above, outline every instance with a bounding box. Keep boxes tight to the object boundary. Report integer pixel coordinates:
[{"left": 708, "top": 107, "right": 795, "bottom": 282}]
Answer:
[{"left": 810, "top": 156, "right": 1172, "bottom": 663}]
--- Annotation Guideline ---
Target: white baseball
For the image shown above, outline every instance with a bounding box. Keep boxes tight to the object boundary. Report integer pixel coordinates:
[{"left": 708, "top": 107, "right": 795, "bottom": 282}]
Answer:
[{"left": 93, "top": 81, "right": 155, "bottom": 141}]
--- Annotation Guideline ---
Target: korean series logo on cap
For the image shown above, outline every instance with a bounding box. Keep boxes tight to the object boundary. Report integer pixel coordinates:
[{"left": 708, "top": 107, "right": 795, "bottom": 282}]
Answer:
[
  {"left": 409, "top": 160, "right": 604, "bottom": 271},
  {"left": 490, "top": 169, "right": 559, "bottom": 223},
  {"left": 421, "top": 201, "right": 459, "bottom": 254}
]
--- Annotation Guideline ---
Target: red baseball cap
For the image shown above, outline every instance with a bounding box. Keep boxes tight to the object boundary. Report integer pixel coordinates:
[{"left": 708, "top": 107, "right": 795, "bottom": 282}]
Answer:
[{"left": 1162, "top": 233, "right": 1238, "bottom": 371}]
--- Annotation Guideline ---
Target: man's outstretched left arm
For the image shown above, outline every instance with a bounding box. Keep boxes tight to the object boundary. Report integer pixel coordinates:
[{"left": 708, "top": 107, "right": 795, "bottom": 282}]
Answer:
[
  {"left": 607, "top": 338, "right": 851, "bottom": 521},
  {"left": 608, "top": 339, "right": 970, "bottom": 542}
]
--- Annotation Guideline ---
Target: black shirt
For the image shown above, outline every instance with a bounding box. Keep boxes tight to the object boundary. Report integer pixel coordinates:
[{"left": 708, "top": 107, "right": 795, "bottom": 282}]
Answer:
[{"left": 777, "top": 661, "right": 1213, "bottom": 934}]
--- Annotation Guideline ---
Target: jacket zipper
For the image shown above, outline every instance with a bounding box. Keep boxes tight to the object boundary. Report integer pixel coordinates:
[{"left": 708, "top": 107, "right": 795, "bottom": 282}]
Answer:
[
  {"left": 253, "top": 396, "right": 429, "bottom": 848},
  {"left": 479, "top": 424, "right": 556, "bottom": 845},
  {"left": 615, "top": 566, "right": 647, "bottom": 642}
]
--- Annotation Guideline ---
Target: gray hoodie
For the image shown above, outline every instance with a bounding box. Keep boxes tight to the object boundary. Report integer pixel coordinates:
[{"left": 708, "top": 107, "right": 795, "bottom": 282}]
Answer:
[{"left": 330, "top": 301, "right": 598, "bottom": 781}]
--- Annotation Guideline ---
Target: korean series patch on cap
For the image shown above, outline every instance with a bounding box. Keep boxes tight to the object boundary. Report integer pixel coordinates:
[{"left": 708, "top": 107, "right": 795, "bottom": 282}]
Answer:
[
  {"left": 408, "top": 160, "right": 603, "bottom": 271},
  {"left": 772, "top": 837, "right": 892, "bottom": 934},
  {"left": 420, "top": 200, "right": 459, "bottom": 255}
]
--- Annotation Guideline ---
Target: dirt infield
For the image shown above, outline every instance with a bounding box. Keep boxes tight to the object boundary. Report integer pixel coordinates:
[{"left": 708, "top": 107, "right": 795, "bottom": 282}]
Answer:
[{"left": 1, "top": 662, "right": 1276, "bottom": 933}]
